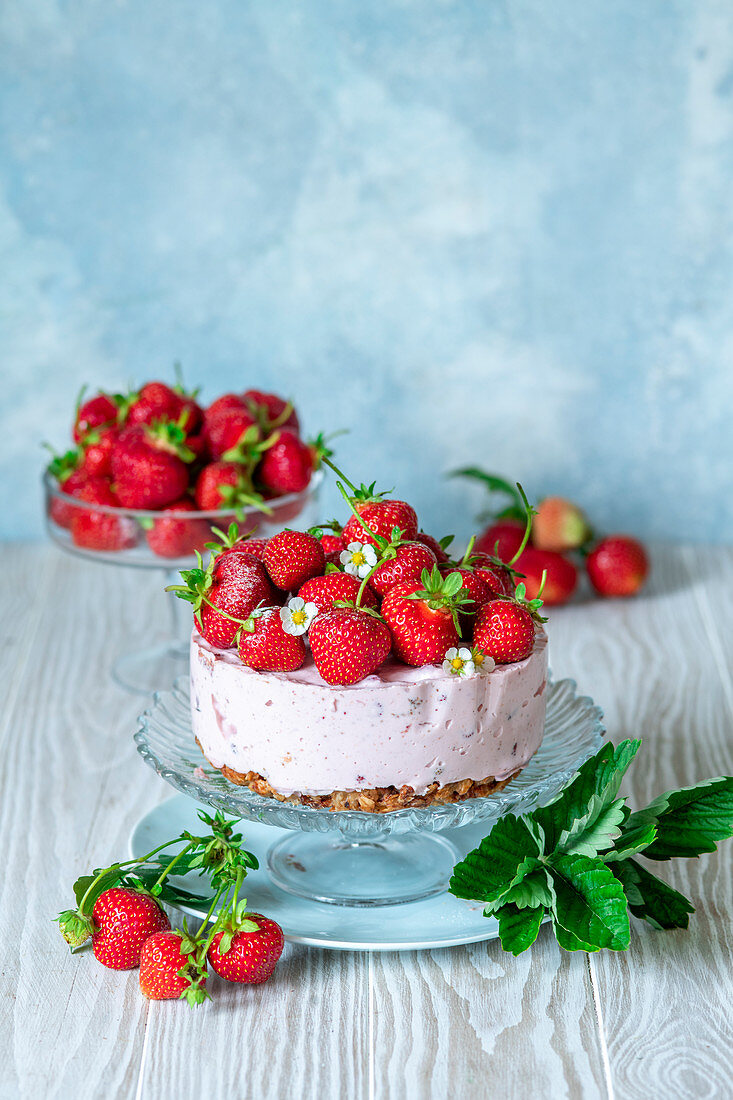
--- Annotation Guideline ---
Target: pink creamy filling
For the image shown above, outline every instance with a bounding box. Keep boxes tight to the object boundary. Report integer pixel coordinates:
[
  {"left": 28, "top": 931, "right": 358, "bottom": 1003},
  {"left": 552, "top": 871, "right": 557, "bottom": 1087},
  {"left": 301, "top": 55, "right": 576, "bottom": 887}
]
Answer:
[{"left": 190, "top": 629, "right": 549, "bottom": 797}]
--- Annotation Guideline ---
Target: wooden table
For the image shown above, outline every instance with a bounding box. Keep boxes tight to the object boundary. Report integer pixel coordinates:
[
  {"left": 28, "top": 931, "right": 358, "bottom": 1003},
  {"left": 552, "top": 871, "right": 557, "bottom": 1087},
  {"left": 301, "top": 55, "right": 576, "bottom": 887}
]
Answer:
[{"left": 1, "top": 543, "right": 732, "bottom": 1099}]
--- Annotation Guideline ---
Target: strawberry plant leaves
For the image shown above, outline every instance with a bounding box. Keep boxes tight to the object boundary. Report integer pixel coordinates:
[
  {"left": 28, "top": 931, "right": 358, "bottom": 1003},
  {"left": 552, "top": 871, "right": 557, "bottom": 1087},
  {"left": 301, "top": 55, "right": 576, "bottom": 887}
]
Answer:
[
  {"left": 558, "top": 798, "right": 627, "bottom": 859},
  {"left": 72, "top": 865, "right": 126, "bottom": 914},
  {"left": 604, "top": 821, "right": 658, "bottom": 863},
  {"left": 449, "top": 815, "right": 541, "bottom": 904},
  {"left": 495, "top": 903, "right": 545, "bottom": 956},
  {"left": 535, "top": 740, "right": 641, "bottom": 854},
  {"left": 497, "top": 867, "right": 553, "bottom": 911},
  {"left": 548, "top": 854, "right": 631, "bottom": 952},
  {"left": 625, "top": 776, "right": 733, "bottom": 860},
  {"left": 132, "top": 866, "right": 216, "bottom": 911},
  {"left": 611, "top": 859, "right": 694, "bottom": 931},
  {"left": 450, "top": 468, "right": 523, "bottom": 509}
]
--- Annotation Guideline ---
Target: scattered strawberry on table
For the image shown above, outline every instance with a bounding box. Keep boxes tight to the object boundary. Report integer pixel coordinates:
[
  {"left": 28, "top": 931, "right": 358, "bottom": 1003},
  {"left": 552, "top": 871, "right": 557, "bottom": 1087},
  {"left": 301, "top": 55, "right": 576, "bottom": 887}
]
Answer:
[
  {"left": 56, "top": 810, "right": 283, "bottom": 1007},
  {"left": 45, "top": 377, "right": 324, "bottom": 558},
  {"left": 454, "top": 468, "right": 650, "bottom": 606},
  {"left": 167, "top": 460, "right": 546, "bottom": 688}
]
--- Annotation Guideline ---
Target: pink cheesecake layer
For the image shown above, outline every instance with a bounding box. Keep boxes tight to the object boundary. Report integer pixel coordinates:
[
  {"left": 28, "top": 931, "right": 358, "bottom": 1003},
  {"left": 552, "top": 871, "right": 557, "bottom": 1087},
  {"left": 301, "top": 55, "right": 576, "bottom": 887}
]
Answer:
[{"left": 190, "top": 629, "right": 549, "bottom": 797}]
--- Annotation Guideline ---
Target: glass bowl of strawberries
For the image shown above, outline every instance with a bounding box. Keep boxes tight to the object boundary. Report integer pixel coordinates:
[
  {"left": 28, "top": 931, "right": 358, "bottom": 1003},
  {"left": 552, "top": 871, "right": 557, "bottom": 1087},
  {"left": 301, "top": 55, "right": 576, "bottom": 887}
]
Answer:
[{"left": 43, "top": 380, "right": 324, "bottom": 693}]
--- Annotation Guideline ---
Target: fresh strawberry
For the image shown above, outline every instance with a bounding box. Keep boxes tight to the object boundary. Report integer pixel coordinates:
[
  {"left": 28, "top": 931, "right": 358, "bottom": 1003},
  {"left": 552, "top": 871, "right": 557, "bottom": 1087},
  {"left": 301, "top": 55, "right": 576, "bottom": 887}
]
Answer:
[
  {"left": 111, "top": 422, "right": 195, "bottom": 509},
  {"left": 513, "top": 547, "right": 578, "bottom": 606},
  {"left": 207, "top": 910, "right": 284, "bottom": 985},
  {"left": 205, "top": 408, "right": 260, "bottom": 460},
  {"left": 73, "top": 391, "right": 119, "bottom": 443},
  {"left": 91, "top": 886, "right": 170, "bottom": 970},
  {"left": 343, "top": 499, "right": 418, "bottom": 547},
  {"left": 47, "top": 447, "right": 88, "bottom": 528},
  {"left": 243, "top": 390, "right": 299, "bottom": 433},
  {"left": 237, "top": 605, "right": 307, "bottom": 671},
  {"left": 170, "top": 553, "right": 273, "bottom": 648},
  {"left": 475, "top": 519, "right": 525, "bottom": 561},
  {"left": 78, "top": 424, "right": 120, "bottom": 479},
  {"left": 369, "top": 541, "right": 436, "bottom": 598},
  {"left": 414, "top": 531, "right": 452, "bottom": 564},
  {"left": 127, "top": 381, "right": 202, "bottom": 434},
  {"left": 309, "top": 607, "right": 392, "bottom": 684},
  {"left": 473, "top": 599, "right": 536, "bottom": 664},
  {"left": 139, "top": 930, "right": 208, "bottom": 1005},
  {"left": 298, "top": 571, "right": 378, "bottom": 614},
  {"left": 586, "top": 536, "right": 649, "bottom": 597},
  {"left": 204, "top": 393, "right": 246, "bottom": 428},
  {"left": 380, "top": 567, "right": 469, "bottom": 666},
  {"left": 70, "top": 478, "right": 139, "bottom": 551},
  {"left": 257, "top": 429, "right": 314, "bottom": 495},
  {"left": 144, "top": 499, "right": 211, "bottom": 559},
  {"left": 194, "top": 461, "right": 264, "bottom": 512},
  {"left": 263, "top": 530, "right": 325, "bottom": 591},
  {"left": 532, "top": 497, "right": 590, "bottom": 553}
]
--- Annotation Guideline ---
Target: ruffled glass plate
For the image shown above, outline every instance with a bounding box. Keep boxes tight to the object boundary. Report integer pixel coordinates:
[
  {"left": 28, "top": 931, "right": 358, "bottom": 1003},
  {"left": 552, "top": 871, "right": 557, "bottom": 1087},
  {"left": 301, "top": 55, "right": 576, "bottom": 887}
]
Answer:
[{"left": 134, "top": 677, "right": 605, "bottom": 907}]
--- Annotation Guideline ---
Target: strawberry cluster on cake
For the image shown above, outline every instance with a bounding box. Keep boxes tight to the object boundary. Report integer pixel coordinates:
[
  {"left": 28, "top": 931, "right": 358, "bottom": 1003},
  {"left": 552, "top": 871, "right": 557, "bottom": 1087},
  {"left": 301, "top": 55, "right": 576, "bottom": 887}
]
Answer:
[{"left": 174, "top": 468, "right": 549, "bottom": 812}]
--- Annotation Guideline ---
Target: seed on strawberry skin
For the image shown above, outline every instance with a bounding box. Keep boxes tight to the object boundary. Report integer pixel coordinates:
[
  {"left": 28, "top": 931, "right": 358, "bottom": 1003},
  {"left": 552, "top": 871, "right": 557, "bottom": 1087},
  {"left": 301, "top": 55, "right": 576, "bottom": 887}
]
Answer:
[
  {"left": 473, "top": 599, "right": 536, "bottom": 665},
  {"left": 263, "top": 530, "right": 325, "bottom": 591}
]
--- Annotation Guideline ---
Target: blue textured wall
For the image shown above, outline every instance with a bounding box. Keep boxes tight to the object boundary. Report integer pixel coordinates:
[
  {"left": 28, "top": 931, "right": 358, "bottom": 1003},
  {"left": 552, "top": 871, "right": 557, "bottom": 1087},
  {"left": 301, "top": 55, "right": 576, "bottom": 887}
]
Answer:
[{"left": 2, "top": 2, "right": 732, "bottom": 541}]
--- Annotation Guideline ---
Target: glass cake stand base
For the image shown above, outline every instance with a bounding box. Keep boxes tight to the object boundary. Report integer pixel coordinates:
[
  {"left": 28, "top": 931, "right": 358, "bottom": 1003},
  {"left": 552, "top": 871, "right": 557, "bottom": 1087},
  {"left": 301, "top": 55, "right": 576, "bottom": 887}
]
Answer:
[{"left": 267, "top": 831, "right": 460, "bottom": 907}]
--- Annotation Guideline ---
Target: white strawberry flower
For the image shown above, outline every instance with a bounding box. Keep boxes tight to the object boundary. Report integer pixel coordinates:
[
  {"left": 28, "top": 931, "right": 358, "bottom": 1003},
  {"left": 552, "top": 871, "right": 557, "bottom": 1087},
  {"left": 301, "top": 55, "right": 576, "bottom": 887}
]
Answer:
[
  {"left": 340, "top": 541, "right": 378, "bottom": 579},
  {"left": 280, "top": 596, "right": 319, "bottom": 636},
  {"left": 471, "top": 647, "right": 496, "bottom": 675},
  {"left": 442, "top": 647, "right": 477, "bottom": 678}
]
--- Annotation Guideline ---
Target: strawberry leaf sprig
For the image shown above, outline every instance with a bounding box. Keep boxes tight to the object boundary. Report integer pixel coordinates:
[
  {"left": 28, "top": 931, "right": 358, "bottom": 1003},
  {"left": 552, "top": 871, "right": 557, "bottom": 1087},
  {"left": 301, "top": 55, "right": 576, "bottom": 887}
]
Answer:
[{"left": 450, "top": 740, "right": 733, "bottom": 955}]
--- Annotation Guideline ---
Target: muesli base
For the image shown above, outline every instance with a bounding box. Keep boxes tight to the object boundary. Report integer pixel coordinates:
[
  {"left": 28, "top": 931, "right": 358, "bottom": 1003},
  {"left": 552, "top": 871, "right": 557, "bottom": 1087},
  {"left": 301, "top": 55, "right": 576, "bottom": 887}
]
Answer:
[{"left": 195, "top": 737, "right": 523, "bottom": 813}]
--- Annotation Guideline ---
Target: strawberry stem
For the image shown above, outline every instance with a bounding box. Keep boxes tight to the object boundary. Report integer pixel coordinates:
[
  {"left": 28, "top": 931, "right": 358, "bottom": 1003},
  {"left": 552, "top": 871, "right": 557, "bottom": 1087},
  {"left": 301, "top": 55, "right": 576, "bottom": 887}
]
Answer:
[{"left": 508, "top": 483, "right": 536, "bottom": 566}]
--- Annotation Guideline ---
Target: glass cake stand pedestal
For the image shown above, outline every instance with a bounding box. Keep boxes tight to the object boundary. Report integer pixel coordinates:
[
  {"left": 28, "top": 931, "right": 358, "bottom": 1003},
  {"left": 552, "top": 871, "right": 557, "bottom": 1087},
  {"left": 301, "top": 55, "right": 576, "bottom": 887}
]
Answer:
[{"left": 134, "top": 678, "right": 605, "bottom": 909}]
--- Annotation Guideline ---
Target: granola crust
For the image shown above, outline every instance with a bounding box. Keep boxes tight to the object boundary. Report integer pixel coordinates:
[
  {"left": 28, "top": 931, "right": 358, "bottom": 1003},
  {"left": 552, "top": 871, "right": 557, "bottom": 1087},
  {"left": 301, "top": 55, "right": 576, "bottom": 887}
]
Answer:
[{"left": 195, "top": 737, "right": 521, "bottom": 813}]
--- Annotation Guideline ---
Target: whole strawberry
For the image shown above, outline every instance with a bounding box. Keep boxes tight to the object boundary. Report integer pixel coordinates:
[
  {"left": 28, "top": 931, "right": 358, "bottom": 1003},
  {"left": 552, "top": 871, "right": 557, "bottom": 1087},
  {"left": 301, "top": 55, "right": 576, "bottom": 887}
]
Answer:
[
  {"left": 369, "top": 541, "right": 437, "bottom": 598},
  {"left": 343, "top": 498, "right": 418, "bottom": 547},
  {"left": 309, "top": 607, "right": 392, "bottom": 684},
  {"left": 207, "top": 909, "right": 284, "bottom": 985},
  {"left": 145, "top": 499, "right": 211, "bottom": 559},
  {"left": 169, "top": 552, "right": 273, "bottom": 648},
  {"left": 111, "top": 421, "right": 195, "bottom": 509},
  {"left": 237, "top": 604, "right": 308, "bottom": 671},
  {"left": 70, "top": 478, "right": 139, "bottom": 551},
  {"left": 78, "top": 424, "right": 120, "bottom": 479},
  {"left": 47, "top": 447, "right": 88, "bottom": 529},
  {"left": 532, "top": 497, "right": 590, "bottom": 553},
  {"left": 473, "top": 598, "right": 536, "bottom": 664},
  {"left": 194, "top": 461, "right": 261, "bottom": 512},
  {"left": 73, "top": 390, "right": 120, "bottom": 443},
  {"left": 139, "top": 930, "right": 208, "bottom": 1004},
  {"left": 586, "top": 536, "right": 649, "bottom": 597},
  {"left": 513, "top": 546, "right": 578, "bottom": 606},
  {"left": 297, "top": 571, "right": 378, "bottom": 614},
  {"left": 380, "top": 567, "right": 469, "bottom": 666},
  {"left": 127, "top": 381, "right": 203, "bottom": 435},
  {"left": 243, "top": 390, "right": 299, "bottom": 433},
  {"left": 205, "top": 408, "right": 260, "bottom": 460},
  {"left": 257, "top": 429, "right": 314, "bottom": 495},
  {"left": 204, "top": 393, "right": 247, "bottom": 429},
  {"left": 91, "top": 887, "right": 170, "bottom": 970},
  {"left": 264, "top": 530, "right": 325, "bottom": 591}
]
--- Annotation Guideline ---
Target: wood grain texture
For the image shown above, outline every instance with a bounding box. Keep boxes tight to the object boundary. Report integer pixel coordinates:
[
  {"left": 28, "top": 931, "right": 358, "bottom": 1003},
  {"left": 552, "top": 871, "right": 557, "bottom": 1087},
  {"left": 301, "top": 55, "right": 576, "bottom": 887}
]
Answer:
[{"left": 0, "top": 544, "right": 732, "bottom": 1100}]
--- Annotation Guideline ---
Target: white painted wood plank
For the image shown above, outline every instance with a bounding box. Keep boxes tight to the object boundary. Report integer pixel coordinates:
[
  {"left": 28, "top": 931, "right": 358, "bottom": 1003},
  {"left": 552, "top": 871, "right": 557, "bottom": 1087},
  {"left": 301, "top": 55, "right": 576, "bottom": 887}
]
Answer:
[
  {"left": 547, "top": 544, "right": 733, "bottom": 1100},
  {"left": 372, "top": 938, "right": 607, "bottom": 1100}
]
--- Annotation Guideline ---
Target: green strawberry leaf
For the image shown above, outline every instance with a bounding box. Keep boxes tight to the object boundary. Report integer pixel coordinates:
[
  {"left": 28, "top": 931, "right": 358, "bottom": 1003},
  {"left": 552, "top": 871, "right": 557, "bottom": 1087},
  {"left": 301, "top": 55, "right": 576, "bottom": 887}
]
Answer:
[
  {"left": 72, "top": 865, "right": 126, "bottom": 914},
  {"left": 611, "top": 859, "right": 695, "bottom": 931},
  {"left": 536, "top": 740, "right": 641, "bottom": 855},
  {"left": 558, "top": 798, "right": 628, "bottom": 858},
  {"left": 625, "top": 776, "right": 733, "bottom": 860},
  {"left": 449, "top": 815, "right": 541, "bottom": 904},
  {"left": 548, "top": 853, "right": 631, "bottom": 952},
  {"left": 604, "top": 821, "right": 658, "bottom": 863},
  {"left": 449, "top": 468, "right": 523, "bottom": 509},
  {"left": 495, "top": 903, "right": 545, "bottom": 955},
  {"left": 494, "top": 866, "right": 553, "bottom": 911}
]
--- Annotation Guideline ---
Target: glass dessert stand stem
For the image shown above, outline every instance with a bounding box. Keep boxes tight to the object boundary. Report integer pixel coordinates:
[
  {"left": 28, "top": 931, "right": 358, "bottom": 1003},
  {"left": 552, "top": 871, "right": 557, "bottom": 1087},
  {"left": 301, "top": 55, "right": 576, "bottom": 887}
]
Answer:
[
  {"left": 266, "top": 827, "right": 461, "bottom": 907},
  {"left": 111, "top": 571, "right": 189, "bottom": 696},
  {"left": 135, "top": 678, "right": 606, "bottom": 909}
]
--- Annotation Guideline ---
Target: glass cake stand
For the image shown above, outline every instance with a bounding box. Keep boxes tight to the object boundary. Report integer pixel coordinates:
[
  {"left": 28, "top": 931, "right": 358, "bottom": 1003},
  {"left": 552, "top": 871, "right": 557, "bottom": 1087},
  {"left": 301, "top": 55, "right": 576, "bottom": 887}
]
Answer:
[
  {"left": 134, "top": 677, "right": 605, "bottom": 907},
  {"left": 42, "top": 468, "right": 322, "bottom": 694}
]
